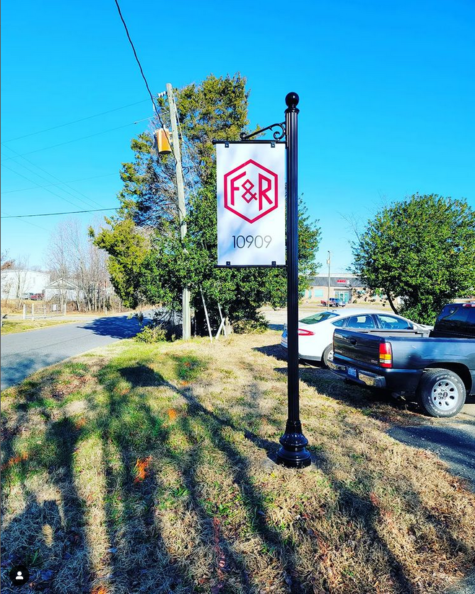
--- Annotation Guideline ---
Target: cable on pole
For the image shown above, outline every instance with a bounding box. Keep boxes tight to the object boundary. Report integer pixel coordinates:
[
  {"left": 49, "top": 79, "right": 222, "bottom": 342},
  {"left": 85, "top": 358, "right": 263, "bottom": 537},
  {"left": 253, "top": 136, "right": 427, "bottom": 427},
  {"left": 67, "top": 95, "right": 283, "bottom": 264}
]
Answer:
[{"left": 113, "top": 0, "right": 163, "bottom": 127}]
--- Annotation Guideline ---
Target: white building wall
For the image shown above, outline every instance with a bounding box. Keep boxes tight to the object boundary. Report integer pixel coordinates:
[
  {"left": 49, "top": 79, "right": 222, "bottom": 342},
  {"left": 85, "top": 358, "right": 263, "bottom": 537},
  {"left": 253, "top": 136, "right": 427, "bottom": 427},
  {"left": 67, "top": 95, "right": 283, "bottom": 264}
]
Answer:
[{"left": 1, "top": 270, "right": 51, "bottom": 299}]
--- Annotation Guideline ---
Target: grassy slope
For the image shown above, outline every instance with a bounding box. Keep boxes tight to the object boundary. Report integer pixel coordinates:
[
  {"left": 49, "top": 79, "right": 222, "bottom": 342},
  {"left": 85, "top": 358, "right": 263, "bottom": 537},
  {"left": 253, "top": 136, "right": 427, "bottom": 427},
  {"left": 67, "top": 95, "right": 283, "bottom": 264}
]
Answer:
[{"left": 1, "top": 332, "right": 474, "bottom": 594}]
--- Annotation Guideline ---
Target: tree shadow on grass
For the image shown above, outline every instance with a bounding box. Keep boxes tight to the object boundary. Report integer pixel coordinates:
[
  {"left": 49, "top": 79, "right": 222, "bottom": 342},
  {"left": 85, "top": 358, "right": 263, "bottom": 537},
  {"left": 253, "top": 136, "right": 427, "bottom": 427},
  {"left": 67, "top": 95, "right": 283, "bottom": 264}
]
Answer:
[
  {"left": 251, "top": 344, "right": 475, "bottom": 591},
  {"left": 1, "top": 364, "right": 182, "bottom": 593},
  {"left": 119, "top": 364, "right": 164, "bottom": 388},
  {"left": 313, "top": 433, "right": 475, "bottom": 592},
  {"left": 1, "top": 496, "right": 63, "bottom": 592},
  {"left": 92, "top": 365, "right": 192, "bottom": 592},
  {"left": 1, "top": 417, "right": 94, "bottom": 594},
  {"left": 109, "top": 362, "right": 309, "bottom": 592},
  {"left": 4, "top": 346, "right": 473, "bottom": 593},
  {"left": 96, "top": 357, "right": 437, "bottom": 593}
]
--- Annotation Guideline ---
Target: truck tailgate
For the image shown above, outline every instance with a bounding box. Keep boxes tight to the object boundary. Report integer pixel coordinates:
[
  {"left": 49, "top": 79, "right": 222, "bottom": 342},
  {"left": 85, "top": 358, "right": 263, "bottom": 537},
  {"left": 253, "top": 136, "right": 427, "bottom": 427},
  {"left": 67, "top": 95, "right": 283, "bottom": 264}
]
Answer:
[{"left": 333, "top": 330, "right": 382, "bottom": 366}]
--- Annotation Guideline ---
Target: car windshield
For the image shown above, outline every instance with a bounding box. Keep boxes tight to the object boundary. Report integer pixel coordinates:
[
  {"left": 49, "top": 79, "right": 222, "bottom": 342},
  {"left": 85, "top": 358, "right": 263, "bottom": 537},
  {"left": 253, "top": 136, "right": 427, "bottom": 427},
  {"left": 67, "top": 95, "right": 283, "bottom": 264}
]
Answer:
[{"left": 299, "top": 312, "right": 339, "bottom": 325}]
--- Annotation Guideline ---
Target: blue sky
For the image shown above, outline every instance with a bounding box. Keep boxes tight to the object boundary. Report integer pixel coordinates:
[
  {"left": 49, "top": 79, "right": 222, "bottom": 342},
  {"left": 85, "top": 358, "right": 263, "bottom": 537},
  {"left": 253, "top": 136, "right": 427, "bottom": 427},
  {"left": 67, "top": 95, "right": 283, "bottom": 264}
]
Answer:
[{"left": 2, "top": 0, "right": 474, "bottom": 273}]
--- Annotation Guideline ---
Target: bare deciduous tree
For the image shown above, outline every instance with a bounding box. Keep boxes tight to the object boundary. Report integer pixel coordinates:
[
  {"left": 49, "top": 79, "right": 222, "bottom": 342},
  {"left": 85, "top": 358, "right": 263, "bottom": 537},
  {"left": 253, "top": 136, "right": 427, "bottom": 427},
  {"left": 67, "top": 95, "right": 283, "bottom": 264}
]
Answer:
[
  {"left": 48, "top": 221, "right": 73, "bottom": 309},
  {"left": 1, "top": 250, "right": 15, "bottom": 315},
  {"left": 10, "top": 256, "right": 32, "bottom": 301},
  {"left": 48, "top": 219, "right": 115, "bottom": 312},
  {"left": 1, "top": 250, "right": 14, "bottom": 272}
]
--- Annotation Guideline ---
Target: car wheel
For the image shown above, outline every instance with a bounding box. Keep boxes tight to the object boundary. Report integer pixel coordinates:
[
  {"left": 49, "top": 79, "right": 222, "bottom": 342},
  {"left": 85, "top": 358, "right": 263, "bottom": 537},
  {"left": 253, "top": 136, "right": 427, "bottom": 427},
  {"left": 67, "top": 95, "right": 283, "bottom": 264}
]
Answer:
[
  {"left": 322, "top": 344, "right": 333, "bottom": 368},
  {"left": 417, "top": 369, "right": 466, "bottom": 418}
]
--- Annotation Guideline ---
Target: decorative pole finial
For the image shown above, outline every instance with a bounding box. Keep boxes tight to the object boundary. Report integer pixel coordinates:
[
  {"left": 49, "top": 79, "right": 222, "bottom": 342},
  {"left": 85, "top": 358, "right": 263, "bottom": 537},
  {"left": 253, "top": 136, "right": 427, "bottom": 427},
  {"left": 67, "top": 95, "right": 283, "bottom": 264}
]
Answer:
[{"left": 285, "top": 92, "right": 299, "bottom": 110}]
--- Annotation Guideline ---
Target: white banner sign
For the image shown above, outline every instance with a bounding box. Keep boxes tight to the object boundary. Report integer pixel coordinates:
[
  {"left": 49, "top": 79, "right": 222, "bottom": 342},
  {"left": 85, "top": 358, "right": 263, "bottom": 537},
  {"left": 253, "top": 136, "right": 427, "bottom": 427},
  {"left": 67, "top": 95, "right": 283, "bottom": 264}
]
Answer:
[{"left": 216, "top": 142, "right": 286, "bottom": 266}]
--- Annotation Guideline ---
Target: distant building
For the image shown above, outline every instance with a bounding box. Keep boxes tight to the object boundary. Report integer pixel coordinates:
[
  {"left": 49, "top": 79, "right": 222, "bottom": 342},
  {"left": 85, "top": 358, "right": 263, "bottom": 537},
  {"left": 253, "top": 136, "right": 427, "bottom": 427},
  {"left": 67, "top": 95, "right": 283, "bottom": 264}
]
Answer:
[
  {"left": 304, "top": 273, "right": 365, "bottom": 304},
  {"left": 1, "top": 269, "right": 50, "bottom": 300},
  {"left": 304, "top": 273, "right": 402, "bottom": 306},
  {"left": 44, "top": 279, "right": 83, "bottom": 302}
]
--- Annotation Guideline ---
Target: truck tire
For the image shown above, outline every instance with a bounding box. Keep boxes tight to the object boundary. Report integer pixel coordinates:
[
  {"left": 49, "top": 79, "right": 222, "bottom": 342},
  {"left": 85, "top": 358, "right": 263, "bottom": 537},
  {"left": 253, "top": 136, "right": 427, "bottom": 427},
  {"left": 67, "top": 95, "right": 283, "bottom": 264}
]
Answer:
[
  {"left": 322, "top": 344, "right": 333, "bottom": 368},
  {"left": 417, "top": 369, "right": 467, "bottom": 418}
]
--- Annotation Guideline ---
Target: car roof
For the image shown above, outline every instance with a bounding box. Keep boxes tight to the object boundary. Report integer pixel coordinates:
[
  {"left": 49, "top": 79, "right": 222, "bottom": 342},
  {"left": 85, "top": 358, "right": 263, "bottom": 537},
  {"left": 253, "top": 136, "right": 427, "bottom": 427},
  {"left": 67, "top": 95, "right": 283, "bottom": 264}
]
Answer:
[{"left": 300, "top": 308, "right": 408, "bottom": 320}]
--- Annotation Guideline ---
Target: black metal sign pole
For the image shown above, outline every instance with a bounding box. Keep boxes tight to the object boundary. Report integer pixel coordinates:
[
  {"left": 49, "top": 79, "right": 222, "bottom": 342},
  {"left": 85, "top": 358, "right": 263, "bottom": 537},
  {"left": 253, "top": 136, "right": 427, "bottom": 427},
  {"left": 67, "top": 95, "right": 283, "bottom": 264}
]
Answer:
[{"left": 277, "top": 93, "right": 312, "bottom": 468}]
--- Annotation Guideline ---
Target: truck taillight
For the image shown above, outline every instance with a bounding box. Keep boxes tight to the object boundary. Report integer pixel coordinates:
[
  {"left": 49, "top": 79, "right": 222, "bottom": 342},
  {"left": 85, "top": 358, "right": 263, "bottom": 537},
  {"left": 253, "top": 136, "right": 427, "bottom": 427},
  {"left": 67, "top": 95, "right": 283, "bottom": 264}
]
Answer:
[
  {"left": 298, "top": 329, "right": 315, "bottom": 336},
  {"left": 379, "top": 343, "right": 392, "bottom": 368}
]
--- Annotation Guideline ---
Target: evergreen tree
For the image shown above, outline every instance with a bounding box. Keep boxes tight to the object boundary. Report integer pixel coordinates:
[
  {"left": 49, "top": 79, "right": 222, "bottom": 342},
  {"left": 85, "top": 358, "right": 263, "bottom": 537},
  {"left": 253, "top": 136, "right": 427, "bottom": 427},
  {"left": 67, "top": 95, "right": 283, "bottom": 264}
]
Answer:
[{"left": 93, "top": 74, "right": 321, "bottom": 332}]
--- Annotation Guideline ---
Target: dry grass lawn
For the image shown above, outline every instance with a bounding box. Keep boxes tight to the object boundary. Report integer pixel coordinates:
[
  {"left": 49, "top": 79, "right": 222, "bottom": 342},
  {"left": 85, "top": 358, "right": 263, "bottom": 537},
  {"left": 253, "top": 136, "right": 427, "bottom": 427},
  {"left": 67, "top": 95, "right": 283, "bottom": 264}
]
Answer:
[
  {"left": 1, "top": 319, "right": 74, "bottom": 335},
  {"left": 1, "top": 331, "right": 474, "bottom": 593}
]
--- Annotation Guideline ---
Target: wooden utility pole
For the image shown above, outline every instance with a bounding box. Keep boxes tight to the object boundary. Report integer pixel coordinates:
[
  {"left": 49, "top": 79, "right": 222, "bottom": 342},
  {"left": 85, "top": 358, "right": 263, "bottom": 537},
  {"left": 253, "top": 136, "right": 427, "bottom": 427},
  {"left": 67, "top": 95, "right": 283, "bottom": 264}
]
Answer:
[
  {"left": 327, "top": 251, "right": 331, "bottom": 310},
  {"left": 166, "top": 83, "right": 191, "bottom": 340}
]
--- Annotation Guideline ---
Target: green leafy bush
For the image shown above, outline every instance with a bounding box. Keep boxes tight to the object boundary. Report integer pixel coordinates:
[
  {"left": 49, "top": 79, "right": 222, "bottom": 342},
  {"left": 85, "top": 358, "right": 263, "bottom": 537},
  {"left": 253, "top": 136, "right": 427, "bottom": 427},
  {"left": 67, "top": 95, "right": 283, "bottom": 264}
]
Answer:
[
  {"left": 135, "top": 324, "right": 167, "bottom": 343},
  {"left": 232, "top": 315, "right": 268, "bottom": 334}
]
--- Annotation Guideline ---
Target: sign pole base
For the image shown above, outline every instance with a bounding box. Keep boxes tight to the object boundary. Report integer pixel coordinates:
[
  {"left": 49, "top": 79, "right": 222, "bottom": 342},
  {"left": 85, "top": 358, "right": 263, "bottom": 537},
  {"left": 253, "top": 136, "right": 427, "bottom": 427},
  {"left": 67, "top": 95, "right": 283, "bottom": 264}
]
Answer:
[{"left": 276, "top": 420, "right": 312, "bottom": 468}]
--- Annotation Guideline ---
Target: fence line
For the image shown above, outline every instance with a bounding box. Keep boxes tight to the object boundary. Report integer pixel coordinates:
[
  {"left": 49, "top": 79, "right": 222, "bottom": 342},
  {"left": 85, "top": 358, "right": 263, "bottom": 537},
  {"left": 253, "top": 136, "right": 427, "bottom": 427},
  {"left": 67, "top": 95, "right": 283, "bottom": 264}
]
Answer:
[{"left": 22, "top": 303, "right": 67, "bottom": 320}]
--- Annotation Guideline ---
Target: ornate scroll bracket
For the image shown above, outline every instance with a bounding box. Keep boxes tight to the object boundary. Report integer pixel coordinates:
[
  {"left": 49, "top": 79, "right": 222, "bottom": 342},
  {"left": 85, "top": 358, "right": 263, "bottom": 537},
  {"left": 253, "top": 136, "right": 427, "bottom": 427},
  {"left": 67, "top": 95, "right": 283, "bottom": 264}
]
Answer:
[{"left": 240, "top": 122, "right": 286, "bottom": 142}]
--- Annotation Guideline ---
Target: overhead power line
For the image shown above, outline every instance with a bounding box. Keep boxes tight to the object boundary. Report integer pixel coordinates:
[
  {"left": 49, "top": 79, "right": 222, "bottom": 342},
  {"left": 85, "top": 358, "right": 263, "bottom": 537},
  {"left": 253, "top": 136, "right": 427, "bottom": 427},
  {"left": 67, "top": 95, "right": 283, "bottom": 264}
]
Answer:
[
  {"left": 2, "top": 208, "right": 118, "bottom": 219},
  {"left": 2, "top": 144, "right": 105, "bottom": 209},
  {"left": 3, "top": 98, "right": 151, "bottom": 143},
  {"left": 113, "top": 0, "right": 175, "bottom": 160},
  {"left": 113, "top": 0, "right": 164, "bottom": 127},
  {"left": 2, "top": 163, "right": 93, "bottom": 211},
  {"left": 1, "top": 172, "right": 118, "bottom": 194},
  {"left": 1, "top": 209, "right": 49, "bottom": 232},
  {"left": 1, "top": 120, "right": 144, "bottom": 162}
]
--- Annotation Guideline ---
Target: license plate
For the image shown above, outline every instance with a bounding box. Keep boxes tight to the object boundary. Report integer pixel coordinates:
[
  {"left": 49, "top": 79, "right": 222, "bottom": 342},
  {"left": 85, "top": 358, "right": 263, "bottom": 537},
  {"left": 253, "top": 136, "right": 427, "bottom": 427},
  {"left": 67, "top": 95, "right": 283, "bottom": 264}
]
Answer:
[{"left": 348, "top": 367, "right": 357, "bottom": 378}]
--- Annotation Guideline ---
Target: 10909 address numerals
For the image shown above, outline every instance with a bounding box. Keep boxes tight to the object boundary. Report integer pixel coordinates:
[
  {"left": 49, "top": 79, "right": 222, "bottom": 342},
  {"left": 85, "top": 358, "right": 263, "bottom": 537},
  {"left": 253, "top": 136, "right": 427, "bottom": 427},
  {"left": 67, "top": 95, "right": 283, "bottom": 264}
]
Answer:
[{"left": 232, "top": 235, "right": 272, "bottom": 249}]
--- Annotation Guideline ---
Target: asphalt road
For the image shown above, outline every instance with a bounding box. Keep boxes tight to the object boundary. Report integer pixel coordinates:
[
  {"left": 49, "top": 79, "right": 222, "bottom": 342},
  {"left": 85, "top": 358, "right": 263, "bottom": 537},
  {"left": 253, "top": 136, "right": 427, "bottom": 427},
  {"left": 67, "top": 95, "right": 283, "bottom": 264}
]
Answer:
[{"left": 1, "top": 313, "right": 151, "bottom": 391}]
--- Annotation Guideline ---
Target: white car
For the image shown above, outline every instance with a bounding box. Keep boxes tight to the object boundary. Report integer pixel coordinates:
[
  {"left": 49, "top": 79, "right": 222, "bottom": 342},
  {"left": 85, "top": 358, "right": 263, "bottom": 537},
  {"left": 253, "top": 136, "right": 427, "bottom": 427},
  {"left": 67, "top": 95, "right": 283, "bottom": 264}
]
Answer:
[{"left": 281, "top": 308, "right": 431, "bottom": 367}]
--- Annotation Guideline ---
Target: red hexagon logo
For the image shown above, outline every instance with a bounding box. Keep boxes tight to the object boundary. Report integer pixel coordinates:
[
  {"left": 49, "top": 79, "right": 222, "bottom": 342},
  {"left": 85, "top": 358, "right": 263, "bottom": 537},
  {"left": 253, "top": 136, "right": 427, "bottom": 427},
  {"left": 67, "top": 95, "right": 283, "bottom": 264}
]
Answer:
[{"left": 224, "top": 159, "right": 279, "bottom": 223}]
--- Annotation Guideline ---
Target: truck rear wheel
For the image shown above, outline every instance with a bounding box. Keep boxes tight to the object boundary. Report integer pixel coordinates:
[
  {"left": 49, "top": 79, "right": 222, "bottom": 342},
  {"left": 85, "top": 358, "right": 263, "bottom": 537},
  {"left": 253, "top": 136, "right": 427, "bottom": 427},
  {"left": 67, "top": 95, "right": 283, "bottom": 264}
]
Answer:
[{"left": 417, "top": 369, "right": 467, "bottom": 418}]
